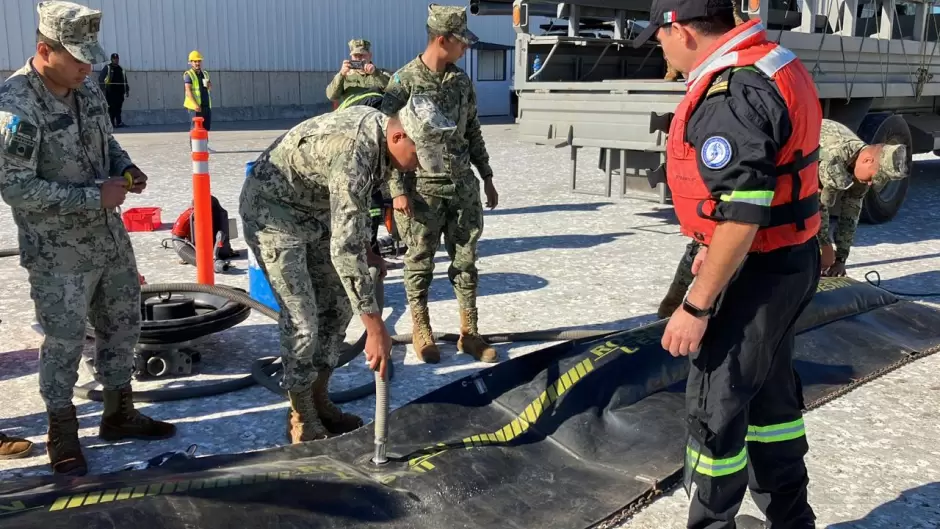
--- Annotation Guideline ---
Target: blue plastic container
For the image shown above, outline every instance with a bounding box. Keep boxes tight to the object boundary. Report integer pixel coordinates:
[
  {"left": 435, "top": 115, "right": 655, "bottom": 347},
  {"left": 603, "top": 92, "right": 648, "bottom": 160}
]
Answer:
[{"left": 244, "top": 161, "right": 281, "bottom": 312}]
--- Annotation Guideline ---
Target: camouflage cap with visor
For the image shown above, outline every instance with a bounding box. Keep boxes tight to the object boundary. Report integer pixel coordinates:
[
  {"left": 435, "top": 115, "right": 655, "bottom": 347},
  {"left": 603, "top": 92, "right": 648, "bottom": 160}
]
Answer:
[
  {"left": 348, "top": 39, "right": 371, "bottom": 55},
  {"left": 427, "top": 4, "right": 479, "bottom": 45},
  {"left": 397, "top": 94, "right": 457, "bottom": 174},
  {"left": 873, "top": 144, "right": 909, "bottom": 185},
  {"left": 37, "top": 1, "right": 107, "bottom": 64}
]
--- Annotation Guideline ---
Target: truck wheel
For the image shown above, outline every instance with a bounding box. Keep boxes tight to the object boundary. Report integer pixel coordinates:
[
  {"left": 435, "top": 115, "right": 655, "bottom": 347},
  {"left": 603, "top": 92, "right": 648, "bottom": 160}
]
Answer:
[{"left": 854, "top": 113, "right": 913, "bottom": 224}]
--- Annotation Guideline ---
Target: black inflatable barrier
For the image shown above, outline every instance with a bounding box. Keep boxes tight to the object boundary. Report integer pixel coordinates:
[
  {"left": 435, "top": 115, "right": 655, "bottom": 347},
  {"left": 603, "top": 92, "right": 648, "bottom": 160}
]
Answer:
[{"left": 2, "top": 277, "right": 939, "bottom": 529}]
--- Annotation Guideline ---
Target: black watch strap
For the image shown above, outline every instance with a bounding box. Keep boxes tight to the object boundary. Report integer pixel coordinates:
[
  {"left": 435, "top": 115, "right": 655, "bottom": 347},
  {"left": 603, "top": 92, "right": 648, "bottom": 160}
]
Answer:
[{"left": 682, "top": 298, "right": 713, "bottom": 318}]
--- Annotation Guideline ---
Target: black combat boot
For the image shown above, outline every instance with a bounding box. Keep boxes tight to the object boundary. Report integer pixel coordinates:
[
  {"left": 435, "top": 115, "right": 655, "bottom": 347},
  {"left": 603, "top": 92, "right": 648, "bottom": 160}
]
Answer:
[
  {"left": 46, "top": 404, "right": 87, "bottom": 476},
  {"left": 99, "top": 385, "right": 176, "bottom": 441}
]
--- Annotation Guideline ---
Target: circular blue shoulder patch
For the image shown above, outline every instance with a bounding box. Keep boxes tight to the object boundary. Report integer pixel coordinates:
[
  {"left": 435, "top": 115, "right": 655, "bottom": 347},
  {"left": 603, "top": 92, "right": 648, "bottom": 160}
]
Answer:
[{"left": 701, "top": 136, "right": 733, "bottom": 170}]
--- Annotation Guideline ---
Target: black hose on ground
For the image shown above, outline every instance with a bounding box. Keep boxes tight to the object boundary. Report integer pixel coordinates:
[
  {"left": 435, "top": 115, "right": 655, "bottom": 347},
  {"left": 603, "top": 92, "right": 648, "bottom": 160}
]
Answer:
[
  {"left": 865, "top": 270, "right": 940, "bottom": 298},
  {"left": 0, "top": 248, "right": 18, "bottom": 258}
]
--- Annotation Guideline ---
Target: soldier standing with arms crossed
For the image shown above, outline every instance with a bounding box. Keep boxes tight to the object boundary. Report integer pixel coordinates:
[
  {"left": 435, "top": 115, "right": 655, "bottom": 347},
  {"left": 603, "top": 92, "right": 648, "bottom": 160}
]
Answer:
[
  {"left": 381, "top": 4, "right": 500, "bottom": 365},
  {"left": 633, "top": 0, "right": 822, "bottom": 527},
  {"left": 0, "top": 1, "right": 176, "bottom": 477}
]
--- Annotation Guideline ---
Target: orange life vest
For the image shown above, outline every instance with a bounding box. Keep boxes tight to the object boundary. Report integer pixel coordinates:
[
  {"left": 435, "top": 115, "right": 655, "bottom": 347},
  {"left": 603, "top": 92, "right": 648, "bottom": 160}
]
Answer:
[{"left": 666, "top": 20, "right": 822, "bottom": 253}]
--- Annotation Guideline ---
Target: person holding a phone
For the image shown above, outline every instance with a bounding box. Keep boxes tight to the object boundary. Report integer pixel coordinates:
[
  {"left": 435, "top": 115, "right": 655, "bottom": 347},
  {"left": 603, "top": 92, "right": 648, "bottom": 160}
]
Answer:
[{"left": 326, "top": 39, "right": 392, "bottom": 109}]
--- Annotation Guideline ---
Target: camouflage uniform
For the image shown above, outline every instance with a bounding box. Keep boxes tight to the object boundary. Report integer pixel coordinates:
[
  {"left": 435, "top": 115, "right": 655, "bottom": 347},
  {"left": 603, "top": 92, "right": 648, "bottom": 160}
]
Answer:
[
  {"left": 326, "top": 39, "right": 393, "bottom": 108},
  {"left": 817, "top": 119, "right": 908, "bottom": 265},
  {"left": 380, "top": 4, "right": 498, "bottom": 364},
  {"left": 239, "top": 99, "right": 454, "bottom": 443},
  {"left": 0, "top": 1, "right": 174, "bottom": 477},
  {"left": 664, "top": 5, "right": 746, "bottom": 81}
]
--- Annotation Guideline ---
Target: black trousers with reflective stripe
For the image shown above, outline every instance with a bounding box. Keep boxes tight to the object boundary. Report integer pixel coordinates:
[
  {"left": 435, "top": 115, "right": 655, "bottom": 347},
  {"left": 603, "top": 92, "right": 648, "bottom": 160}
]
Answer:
[{"left": 685, "top": 238, "right": 820, "bottom": 529}]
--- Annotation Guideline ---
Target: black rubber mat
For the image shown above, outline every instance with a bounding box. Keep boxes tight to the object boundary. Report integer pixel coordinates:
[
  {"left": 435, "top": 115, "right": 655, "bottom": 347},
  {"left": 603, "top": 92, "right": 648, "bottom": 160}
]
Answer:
[{"left": 1, "top": 278, "right": 938, "bottom": 529}]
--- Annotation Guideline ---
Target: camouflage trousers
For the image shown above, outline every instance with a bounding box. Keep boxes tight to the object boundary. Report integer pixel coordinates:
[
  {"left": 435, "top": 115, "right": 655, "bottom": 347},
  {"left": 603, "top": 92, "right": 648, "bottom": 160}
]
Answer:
[
  {"left": 243, "top": 221, "right": 353, "bottom": 391},
  {"left": 394, "top": 180, "right": 484, "bottom": 309},
  {"left": 28, "top": 262, "right": 140, "bottom": 411}
]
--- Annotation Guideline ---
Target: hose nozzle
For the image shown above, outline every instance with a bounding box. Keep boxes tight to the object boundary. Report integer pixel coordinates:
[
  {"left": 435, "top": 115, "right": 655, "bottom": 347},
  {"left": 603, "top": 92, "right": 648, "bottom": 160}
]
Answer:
[{"left": 371, "top": 370, "right": 389, "bottom": 466}]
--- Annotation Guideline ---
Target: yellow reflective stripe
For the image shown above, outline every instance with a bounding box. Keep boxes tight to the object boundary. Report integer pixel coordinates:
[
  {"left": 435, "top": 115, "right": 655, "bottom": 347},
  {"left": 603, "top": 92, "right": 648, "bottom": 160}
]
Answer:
[
  {"left": 686, "top": 445, "right": 748, "bottom": 477},
  {"left": 719, "top": 190, "right": 774, "bottom": 206},
  {"left": 746, "top": 417, "right": 806, "bottom": 443},
  {"left": 369, "top": 208, "right": 381, "bottom": 217},
  {"left": 338, "top": 91, "right": 383, "bottom": 110}
]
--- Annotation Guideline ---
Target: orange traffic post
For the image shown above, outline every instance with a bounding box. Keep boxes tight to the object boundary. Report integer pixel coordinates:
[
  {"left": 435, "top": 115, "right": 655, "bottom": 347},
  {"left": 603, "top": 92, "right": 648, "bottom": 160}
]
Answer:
[{"left": 190, "top": 116, "right": 214, "bottom": 285}]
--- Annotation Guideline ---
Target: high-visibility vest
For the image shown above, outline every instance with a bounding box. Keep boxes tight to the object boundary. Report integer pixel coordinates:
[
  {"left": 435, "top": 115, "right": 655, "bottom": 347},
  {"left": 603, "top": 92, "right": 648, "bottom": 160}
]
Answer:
[
  {"left": 666, "top": 20, "right": 822, "bottom": 253},
  {"left": 337, "top": 91, "right": 383, "bottom": 111},
  {"left": 184, "top": 68, "right": 211, "bottom": 110}
]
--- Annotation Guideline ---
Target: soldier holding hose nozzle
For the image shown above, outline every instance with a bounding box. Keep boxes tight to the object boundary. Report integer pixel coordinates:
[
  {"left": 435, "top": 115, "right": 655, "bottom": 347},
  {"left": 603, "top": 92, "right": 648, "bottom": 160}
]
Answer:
[{"left": 239, "top": 94, "right": 456, "bottom": 444}]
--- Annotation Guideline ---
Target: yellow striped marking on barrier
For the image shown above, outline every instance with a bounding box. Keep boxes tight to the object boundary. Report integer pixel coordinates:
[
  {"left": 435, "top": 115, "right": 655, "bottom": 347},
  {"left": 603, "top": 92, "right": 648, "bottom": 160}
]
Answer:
[{"left": 407, "top": 336, "right": 642, "bottom": 471}]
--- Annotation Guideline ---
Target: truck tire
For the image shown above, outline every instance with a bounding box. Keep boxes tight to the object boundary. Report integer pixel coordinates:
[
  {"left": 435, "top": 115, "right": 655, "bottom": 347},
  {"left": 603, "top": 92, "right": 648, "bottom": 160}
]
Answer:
[{"left": 854, "top": 113, "right": 913, "bottom": 224}]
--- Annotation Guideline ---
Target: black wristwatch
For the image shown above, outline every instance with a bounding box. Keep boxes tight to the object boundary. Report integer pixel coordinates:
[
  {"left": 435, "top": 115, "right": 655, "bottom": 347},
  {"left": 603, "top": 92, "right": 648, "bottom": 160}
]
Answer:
[{"left": 681, "top": 298, "right": 713, "bottom": 318}]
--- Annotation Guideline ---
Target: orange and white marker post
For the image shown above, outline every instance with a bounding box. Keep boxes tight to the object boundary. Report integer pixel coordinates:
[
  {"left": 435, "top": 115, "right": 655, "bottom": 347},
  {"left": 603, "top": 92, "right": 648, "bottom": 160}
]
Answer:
[{"left": 191, "top": 116, "right": 214, "bottom": 285}]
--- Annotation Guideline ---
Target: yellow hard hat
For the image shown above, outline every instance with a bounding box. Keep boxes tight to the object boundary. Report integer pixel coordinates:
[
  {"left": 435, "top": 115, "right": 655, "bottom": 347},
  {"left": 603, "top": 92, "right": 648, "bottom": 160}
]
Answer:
[{"left": 188, "top": 50, "right": 203, "bottom": 62}]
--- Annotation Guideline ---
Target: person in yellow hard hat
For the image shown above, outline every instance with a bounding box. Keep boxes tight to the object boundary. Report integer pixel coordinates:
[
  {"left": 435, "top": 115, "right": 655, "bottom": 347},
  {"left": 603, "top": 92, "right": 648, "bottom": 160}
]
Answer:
[{"left": 183, "top": 50, "right": 212, "bottom": 140}]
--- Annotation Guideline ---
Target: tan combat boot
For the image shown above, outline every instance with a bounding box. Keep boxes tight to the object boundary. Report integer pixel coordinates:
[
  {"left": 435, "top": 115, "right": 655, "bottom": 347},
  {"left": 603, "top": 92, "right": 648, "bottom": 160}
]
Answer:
[
  {"left": 99, "top": 386, "right": 176, "bottom": 442},
  {"left": 286, "top": 386, "right": 330, "bottom": 444},
  {"left": 0, "top": 431, "right": 33, "bottom": 460},
  {"left": 411, "top": 305, "right": 440, "bottom": 364},
  {"left": 312, "top": 368, "right": 364, "bottom": 435},
  {"left": 46, "top": 404, "right": 87, "bottom": 476},
  {"left": 457, "top": 308, "right": 498, "bottom": 363}
]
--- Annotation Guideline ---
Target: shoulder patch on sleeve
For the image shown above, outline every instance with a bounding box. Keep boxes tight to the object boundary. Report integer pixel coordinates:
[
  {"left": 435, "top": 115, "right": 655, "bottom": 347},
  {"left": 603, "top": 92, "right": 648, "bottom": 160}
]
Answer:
[
  {"left": 705, "top": 81, "right": 729, "bottom": 98},
  {"left": 700, "top": 135, "right": 733, "bottom": 170},
  {"left": 0, "top": 112, "right": 39, "bottom": 161}
]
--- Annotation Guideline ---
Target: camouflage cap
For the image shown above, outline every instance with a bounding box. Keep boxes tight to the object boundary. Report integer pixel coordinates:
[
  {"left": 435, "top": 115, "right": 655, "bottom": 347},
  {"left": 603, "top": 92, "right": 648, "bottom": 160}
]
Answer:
[
  {"left": 348, "top": 39, "right": 371, "bottom": 54},
  {"left": 873, "top": 144, "right": 909, "bottom": 185},
  {"left": 397, "top": 94, "right": 457, "bottom": 174},
  {"left": 37, "top": 1, "right": 106, "bottom": 65},
  {"left": 427, "top": 3, "right": 479, "bottom": 45}
]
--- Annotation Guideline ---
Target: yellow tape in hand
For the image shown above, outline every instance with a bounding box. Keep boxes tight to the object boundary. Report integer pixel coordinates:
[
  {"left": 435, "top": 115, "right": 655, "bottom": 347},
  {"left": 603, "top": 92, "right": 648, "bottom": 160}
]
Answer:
[{"left": 123, "top": 171, "right": 134, "bottom": 188}]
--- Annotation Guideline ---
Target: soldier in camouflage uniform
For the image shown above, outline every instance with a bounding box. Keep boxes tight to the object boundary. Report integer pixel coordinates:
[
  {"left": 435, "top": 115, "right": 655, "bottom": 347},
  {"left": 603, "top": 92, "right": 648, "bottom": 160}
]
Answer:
[
  {"left": 326, "top": 39, "right": 393, "bottom": 109},
  {"left": 817, "top": 119, "right": 909, "bottom": 276},
  {"left": 380, "top": 4, "right": 501, "bottom": 365},
  {"left": 0, "top": 1, "right": 176, "bottom": 477},
  {"left": 239, "top": 96, "right": 455, "bottom": 443},
  {"left": 664, "top": 3, "right": 745, "bottom": 81}
]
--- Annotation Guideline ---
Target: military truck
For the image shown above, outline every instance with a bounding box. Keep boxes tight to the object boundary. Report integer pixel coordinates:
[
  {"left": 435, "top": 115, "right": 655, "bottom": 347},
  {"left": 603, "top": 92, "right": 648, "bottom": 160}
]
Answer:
[{"left": 471, "top": 0, "right": 940, "bottom": 223}]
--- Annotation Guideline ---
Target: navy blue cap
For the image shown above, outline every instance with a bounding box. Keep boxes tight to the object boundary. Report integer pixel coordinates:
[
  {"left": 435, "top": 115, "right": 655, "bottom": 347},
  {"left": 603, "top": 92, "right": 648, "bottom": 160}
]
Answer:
[{"left": 632, "top": 0, "right": 735, "bottom": 48}]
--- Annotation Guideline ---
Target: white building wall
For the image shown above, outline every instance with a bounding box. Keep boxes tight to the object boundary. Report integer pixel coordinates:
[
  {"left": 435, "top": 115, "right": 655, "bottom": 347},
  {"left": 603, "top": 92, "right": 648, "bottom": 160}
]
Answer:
[{"left": 1, "top": 0, "right": 540, "bottom": 72}]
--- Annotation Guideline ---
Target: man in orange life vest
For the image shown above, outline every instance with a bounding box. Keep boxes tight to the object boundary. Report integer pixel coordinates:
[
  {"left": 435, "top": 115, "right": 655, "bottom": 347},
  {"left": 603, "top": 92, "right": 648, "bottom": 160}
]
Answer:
[{"left": 633, "top": 1, "right": 822, "bottom": 528}]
